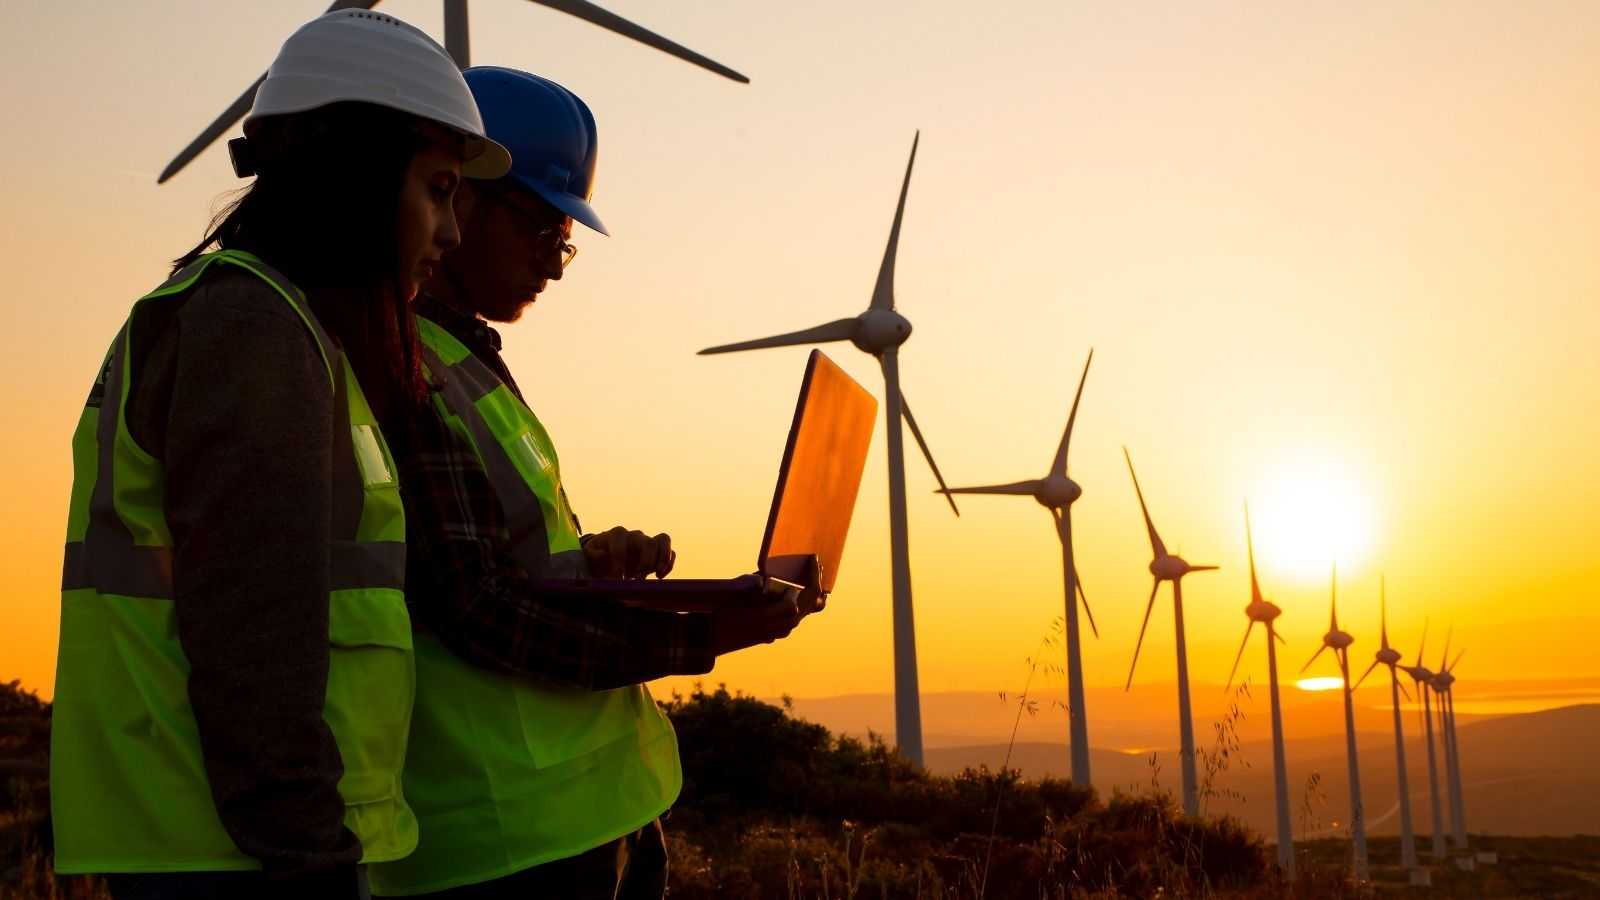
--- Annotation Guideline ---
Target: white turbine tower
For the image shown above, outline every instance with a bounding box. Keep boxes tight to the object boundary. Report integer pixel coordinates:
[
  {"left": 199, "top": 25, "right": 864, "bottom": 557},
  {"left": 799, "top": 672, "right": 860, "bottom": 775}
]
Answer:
[
  {"left": 159, "top": 0, "right": 749, "bottom": 182},
  {"left": 1353, "top": 578, "right": 1418, "bottom": 871},
  {"left": 1223, "top": 503, "right": 1293, "bottom": 876},
  {"left": 1399, "top": 626, "right": 1447, "bottom": 862},
  {"left": 1301, "top": 565, "right": 1369, "bottom": 882},
  {"left": 699, "top": 134, "right": 960, "bottom": 767},
  {"left": 935, "top": 353, "right": 1097, "bottom": 786},
  {"left": 1433, "top": 635, "right": 1469, "bottom": 852},
  {"left": 1122, "top": 448, "right": 1218, "bottom": 817}
]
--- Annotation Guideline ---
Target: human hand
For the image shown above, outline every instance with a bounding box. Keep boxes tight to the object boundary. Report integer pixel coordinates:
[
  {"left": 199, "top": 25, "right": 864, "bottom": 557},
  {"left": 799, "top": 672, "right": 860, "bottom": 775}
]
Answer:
[
  {"left": 582, "top": 526, "right": 675, "bottom": 579},
  {"left": 710, "top": 557, "right": 826, "bottom": 656},
  {"left": 792, "top": 554, "right": 826, "bottom": 620}
]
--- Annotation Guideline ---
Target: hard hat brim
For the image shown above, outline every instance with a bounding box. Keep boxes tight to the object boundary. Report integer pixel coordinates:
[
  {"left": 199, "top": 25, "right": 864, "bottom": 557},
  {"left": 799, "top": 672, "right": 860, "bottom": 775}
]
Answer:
[
  {"left": 463, "top": 136, "right": 512, "bottom": 180},
  {"left": 509, "top": 172, "right": 609, "bottom": 236}
]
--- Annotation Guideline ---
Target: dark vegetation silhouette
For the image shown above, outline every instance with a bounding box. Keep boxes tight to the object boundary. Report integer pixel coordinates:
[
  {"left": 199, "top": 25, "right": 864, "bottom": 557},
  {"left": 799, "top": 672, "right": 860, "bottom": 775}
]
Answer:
[
  {"left": 4, "top": 679, "right": 1594, "bottom": 898},
  {"left": 665, "top": 683, "right": 1267, "bottom": 898},
  {"left": 1, "top": 681, "right": 100, "bottom": 898}
]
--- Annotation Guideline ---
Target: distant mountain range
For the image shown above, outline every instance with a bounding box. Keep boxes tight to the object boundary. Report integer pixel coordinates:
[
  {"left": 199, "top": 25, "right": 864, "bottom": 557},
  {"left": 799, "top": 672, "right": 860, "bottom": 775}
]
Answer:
[{"left": 778, "top": 683, "right": 1600, "bottom": 838}]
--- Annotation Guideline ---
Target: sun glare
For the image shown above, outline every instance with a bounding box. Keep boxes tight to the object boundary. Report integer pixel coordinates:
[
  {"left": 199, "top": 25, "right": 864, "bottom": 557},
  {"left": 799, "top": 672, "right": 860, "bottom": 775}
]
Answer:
[
  {"left": 1251, "top": 455, "right": 1376, "bottom": 580},
  {"left": 1296, "top": 677, "right": 1345, "bottom": 692}
]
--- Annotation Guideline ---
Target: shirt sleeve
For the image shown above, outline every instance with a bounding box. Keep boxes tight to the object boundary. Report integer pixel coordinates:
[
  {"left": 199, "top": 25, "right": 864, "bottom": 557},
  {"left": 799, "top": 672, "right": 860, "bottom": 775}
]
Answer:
[
  {"left": 157, "top": 273, "right": 362, "bottom": 874},
  {"left": 390, "top": 398, "right": 718, "bottom": 691}
]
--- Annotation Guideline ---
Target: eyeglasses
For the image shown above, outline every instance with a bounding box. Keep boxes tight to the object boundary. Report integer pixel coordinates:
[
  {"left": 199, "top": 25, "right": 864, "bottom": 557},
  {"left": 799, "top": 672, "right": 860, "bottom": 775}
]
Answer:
[
  {"left": 490, "top": 190, "right": 578, "bottom": 270},
  {"left": 541, "top": 227, "right": 578, "bottom": 271}
]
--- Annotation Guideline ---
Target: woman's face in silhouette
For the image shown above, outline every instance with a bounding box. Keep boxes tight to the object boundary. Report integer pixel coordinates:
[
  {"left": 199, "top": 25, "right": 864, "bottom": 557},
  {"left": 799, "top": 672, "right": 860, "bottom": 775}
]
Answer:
[{"left": 394, "top": 134, "right": 465, "bottom": 302}]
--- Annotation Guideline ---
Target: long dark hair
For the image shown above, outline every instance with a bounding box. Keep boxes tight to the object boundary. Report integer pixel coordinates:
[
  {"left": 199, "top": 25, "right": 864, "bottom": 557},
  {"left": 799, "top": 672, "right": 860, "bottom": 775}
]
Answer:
[{"left": 174, "top": 102, "right": 430, "bottom": 423}]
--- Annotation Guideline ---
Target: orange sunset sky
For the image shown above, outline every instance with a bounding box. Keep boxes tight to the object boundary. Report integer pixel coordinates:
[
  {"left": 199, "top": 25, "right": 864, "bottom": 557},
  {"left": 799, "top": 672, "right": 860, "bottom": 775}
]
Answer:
[{"left": 4, "top": 2, "right": 1599, "bottom": 733}]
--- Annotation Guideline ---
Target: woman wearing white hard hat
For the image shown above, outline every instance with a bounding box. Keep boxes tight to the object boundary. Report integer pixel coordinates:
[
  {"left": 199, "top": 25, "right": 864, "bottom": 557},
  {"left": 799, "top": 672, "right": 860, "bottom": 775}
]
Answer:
[{"left": 50, "top": 10, "right": 508, "bottom": 898}]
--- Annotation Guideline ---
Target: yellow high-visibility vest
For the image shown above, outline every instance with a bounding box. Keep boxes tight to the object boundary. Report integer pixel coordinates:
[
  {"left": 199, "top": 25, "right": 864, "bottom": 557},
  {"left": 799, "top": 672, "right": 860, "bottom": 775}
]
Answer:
[
  {"left": 369, "top": 316, "right": 679, "bottom": 896},
  {"left": 52, "top": 250, "right": 417, "bottom": 872}
]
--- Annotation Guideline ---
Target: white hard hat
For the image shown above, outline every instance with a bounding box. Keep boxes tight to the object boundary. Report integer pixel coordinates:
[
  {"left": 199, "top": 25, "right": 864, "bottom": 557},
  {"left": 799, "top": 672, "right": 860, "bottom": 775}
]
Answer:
[{"left": 244, "top": 9, "right": 510, "bottom": 179}]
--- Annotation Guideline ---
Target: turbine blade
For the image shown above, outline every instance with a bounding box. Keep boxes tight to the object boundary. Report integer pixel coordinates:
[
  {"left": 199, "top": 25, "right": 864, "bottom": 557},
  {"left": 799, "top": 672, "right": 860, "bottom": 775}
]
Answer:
[
  {"left": 159, "top": 74, "right": 265, "bottom": 183},
  {"left": 1300, "top": 643, "right": 1329, "bottom": 675},
  {"left": 1448, "top": 649, "right": 1465, "bottom": 673},
  {"left": 869, "top": 132, "right": 918, "bottom": 311},
  {"left": 530, "top": 0, "right": 749, "bottom": 82},
  {"left": 1329, "top": 563, "right": 1338, "bottom": 630},
  {"left": 1380, "top": 575, "right": 1389, "bottom": 648},
  {"left": 1398, "top": 676, "right": 1413, "bottom": 703},
  {"left": 1122, "top": 447, "right": 1168, "bottom": 559},
  {"left": 1075, "top": 568, "right": 1098, "bottom": 639},
  {"left": 1125, "top": 581, "right": 1161, "bottom": 691},
  {"left": 1050, "top": 350, "right": 1094, "bottom": 476},
  {"left": 1354, "top": 658, "right": 1380, "bottom": 691},
  {"left": 157, "top": 0, "right": 380, "bottom": 183},
  {"left": 698, "top": 318, "right": 857, "bottom": 354},
  {"left": 1188, "top": 564, "right": 1220, "bottom": 572},
  {"left": 1226, "top": 621, "right": 1257, "bottom": 692},
  {"left": 1274, "top": 629, "right": 1287, "bottom": 645},
  {"left": 939, "top": 480, "right": 1041, "bottom": 496},
  {"left": 1415, "top": 618, "right": 1430, "bottom": 668},
  {"left": 1244, "top": 501, "right": 1265, "bottom": 605},
  {"left": 1440, "top": 626, "right": 1453, "bottom": 673},
  {"left": 900, "top": 393, "right": 958, "bottom": 516}
]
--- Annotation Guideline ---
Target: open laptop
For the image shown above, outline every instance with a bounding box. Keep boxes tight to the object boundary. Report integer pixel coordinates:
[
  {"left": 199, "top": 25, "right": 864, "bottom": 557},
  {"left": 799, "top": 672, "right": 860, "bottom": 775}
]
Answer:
[{"left": 543, "top": 350, "right": 876, "bottom": 610}]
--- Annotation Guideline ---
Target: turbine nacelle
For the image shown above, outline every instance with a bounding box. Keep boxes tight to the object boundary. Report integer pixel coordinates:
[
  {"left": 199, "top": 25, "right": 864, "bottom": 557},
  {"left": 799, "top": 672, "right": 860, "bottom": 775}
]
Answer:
[
  {"left": 1245, "top": 598, "right": 1282, "bottom": 624},
  {"left": 849, "top": 308, "right": 912, "bottom": 353},
  {"left": 1150, "top": 554, "right": 1202, "bottom": 581},
  {"left": 1034, "top": 474, "right": 1082, "bottom": 509},
  {"left": 1375, "top": 646, "right": 1403, "bottom": 666},
  {"left": 1322, "top": 629, "right": 1355, "bottom": 652},
  {"left": 1401, "top": 664, "right": 1435, "bottom": 684},
  {"left": 1433, "top": 671, "right": 1456, "bottom": 692}
]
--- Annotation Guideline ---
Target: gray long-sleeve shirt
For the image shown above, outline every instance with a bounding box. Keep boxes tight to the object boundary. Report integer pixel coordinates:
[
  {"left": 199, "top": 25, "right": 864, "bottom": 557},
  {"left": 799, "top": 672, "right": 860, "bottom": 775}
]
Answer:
[{"left": 124, "top": 266, "right": 359, "bottom": 878}]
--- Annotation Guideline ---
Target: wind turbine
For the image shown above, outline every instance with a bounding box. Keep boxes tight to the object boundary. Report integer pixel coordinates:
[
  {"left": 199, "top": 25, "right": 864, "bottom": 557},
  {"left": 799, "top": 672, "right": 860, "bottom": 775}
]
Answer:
[
  {"left": 1223, "top": 502, "right": 1293, "bottom": 876},
  {"left": 159, "top": 0, "right": 749, "bottom": 182},
  {"left": 934, "top": 353, "right": 1097, "bottom": 786},
  {"left": 699, "top": 133, "right": 960, "bottom": 767},
  {"left": 1433, "top": 635, "right": 1469, "bottom": 852},
  {"left": 1122, "top": 448, "right": 1218, "bottom": 817},
  {"left": 1353, "top": 578, "right": 1418, "bottom": 870},
  {"left": 1300, "top": 565, "right": 1368, "bottom": 882},
  {"left": 1398, "top": 625, "right": 1447, "bottom": 861}
]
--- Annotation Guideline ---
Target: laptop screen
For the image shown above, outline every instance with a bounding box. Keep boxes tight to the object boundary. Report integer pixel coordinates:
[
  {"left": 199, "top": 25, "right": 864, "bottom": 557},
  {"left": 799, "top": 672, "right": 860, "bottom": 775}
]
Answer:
[{"left": 759, "top": 350, "right": 878, "bottom": 593}]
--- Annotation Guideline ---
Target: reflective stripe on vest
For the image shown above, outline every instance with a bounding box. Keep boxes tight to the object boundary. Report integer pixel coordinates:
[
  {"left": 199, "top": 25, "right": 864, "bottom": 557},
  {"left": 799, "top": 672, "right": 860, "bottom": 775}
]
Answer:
[
  {"left": 369, "top": 317, "right": 680, "bottom": 896},
  {"left": 51, "top": 251, "right": 418, "bottom": 874}
]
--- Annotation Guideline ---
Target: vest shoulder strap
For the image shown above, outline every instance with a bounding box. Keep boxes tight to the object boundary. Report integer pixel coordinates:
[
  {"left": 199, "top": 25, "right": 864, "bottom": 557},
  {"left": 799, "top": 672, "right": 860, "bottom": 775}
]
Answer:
[{"left": 144, "top": 251, "right": 337, "bottom": 392}]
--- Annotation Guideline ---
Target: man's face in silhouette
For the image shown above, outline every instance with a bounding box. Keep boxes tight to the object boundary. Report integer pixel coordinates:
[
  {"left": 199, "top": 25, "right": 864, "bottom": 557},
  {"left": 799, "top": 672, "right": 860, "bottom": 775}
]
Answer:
[{"left": 448, "top": 181, "right": 573, "bottom": 323}]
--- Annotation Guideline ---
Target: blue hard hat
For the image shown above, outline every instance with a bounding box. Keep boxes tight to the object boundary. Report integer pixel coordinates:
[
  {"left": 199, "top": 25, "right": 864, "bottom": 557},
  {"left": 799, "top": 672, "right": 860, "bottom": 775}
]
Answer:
[{"left": 464, "top": 66, "right": 607, "bottom": 236}]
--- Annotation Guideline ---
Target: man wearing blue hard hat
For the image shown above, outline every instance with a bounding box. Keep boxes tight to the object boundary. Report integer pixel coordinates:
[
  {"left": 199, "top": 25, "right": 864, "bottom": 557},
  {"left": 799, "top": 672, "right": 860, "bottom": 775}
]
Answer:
[{"left": 369, "top": 68, "right": 824, "bottom": 899}]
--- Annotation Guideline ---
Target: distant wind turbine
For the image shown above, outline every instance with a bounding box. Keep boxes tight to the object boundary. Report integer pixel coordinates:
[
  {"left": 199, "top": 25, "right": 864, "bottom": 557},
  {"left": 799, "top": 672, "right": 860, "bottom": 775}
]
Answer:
[
  {"left": 159, "top": 0, "right": 749, "bottom": 183},
  {"left": 934, "top": 352, "right": 1097, "bottom": 786},
  {"left": 1122, "top": 447, "right": 1218, "bottom": 817},
  {"left": 1433, "top": 634, "right": 1469, "bottom": 852},
  {"left": 700, "top": 133, "right": 960, "bottom": 767},
  {"left": 1353, "top": 578, "right": 1419, "bottom": 871},
  {"left": 1301, "top": 565, "right": 1369, "bottom": 881},
  {"left": 1399, "top": 624, "right": 1447, "bottom": 861},
  {"left": 1224, "top": 502, "right": 1293, "bottom": 876}
]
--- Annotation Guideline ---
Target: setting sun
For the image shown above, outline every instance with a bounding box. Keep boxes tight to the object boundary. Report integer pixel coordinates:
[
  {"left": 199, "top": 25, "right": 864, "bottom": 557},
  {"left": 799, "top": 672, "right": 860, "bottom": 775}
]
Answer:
[
  {"left": 1250, "top": 454, "right": 1377, "bottom": 581},
  {"left": 1296, "top": 677, "right": 1346, "bottom": 692}
]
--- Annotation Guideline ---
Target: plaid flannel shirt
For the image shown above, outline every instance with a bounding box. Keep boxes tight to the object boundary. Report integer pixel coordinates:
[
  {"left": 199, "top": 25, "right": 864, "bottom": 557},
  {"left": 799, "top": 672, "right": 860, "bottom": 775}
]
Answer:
[{"left": 392, "top": 298, "right": 715, "bottom": 690}]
